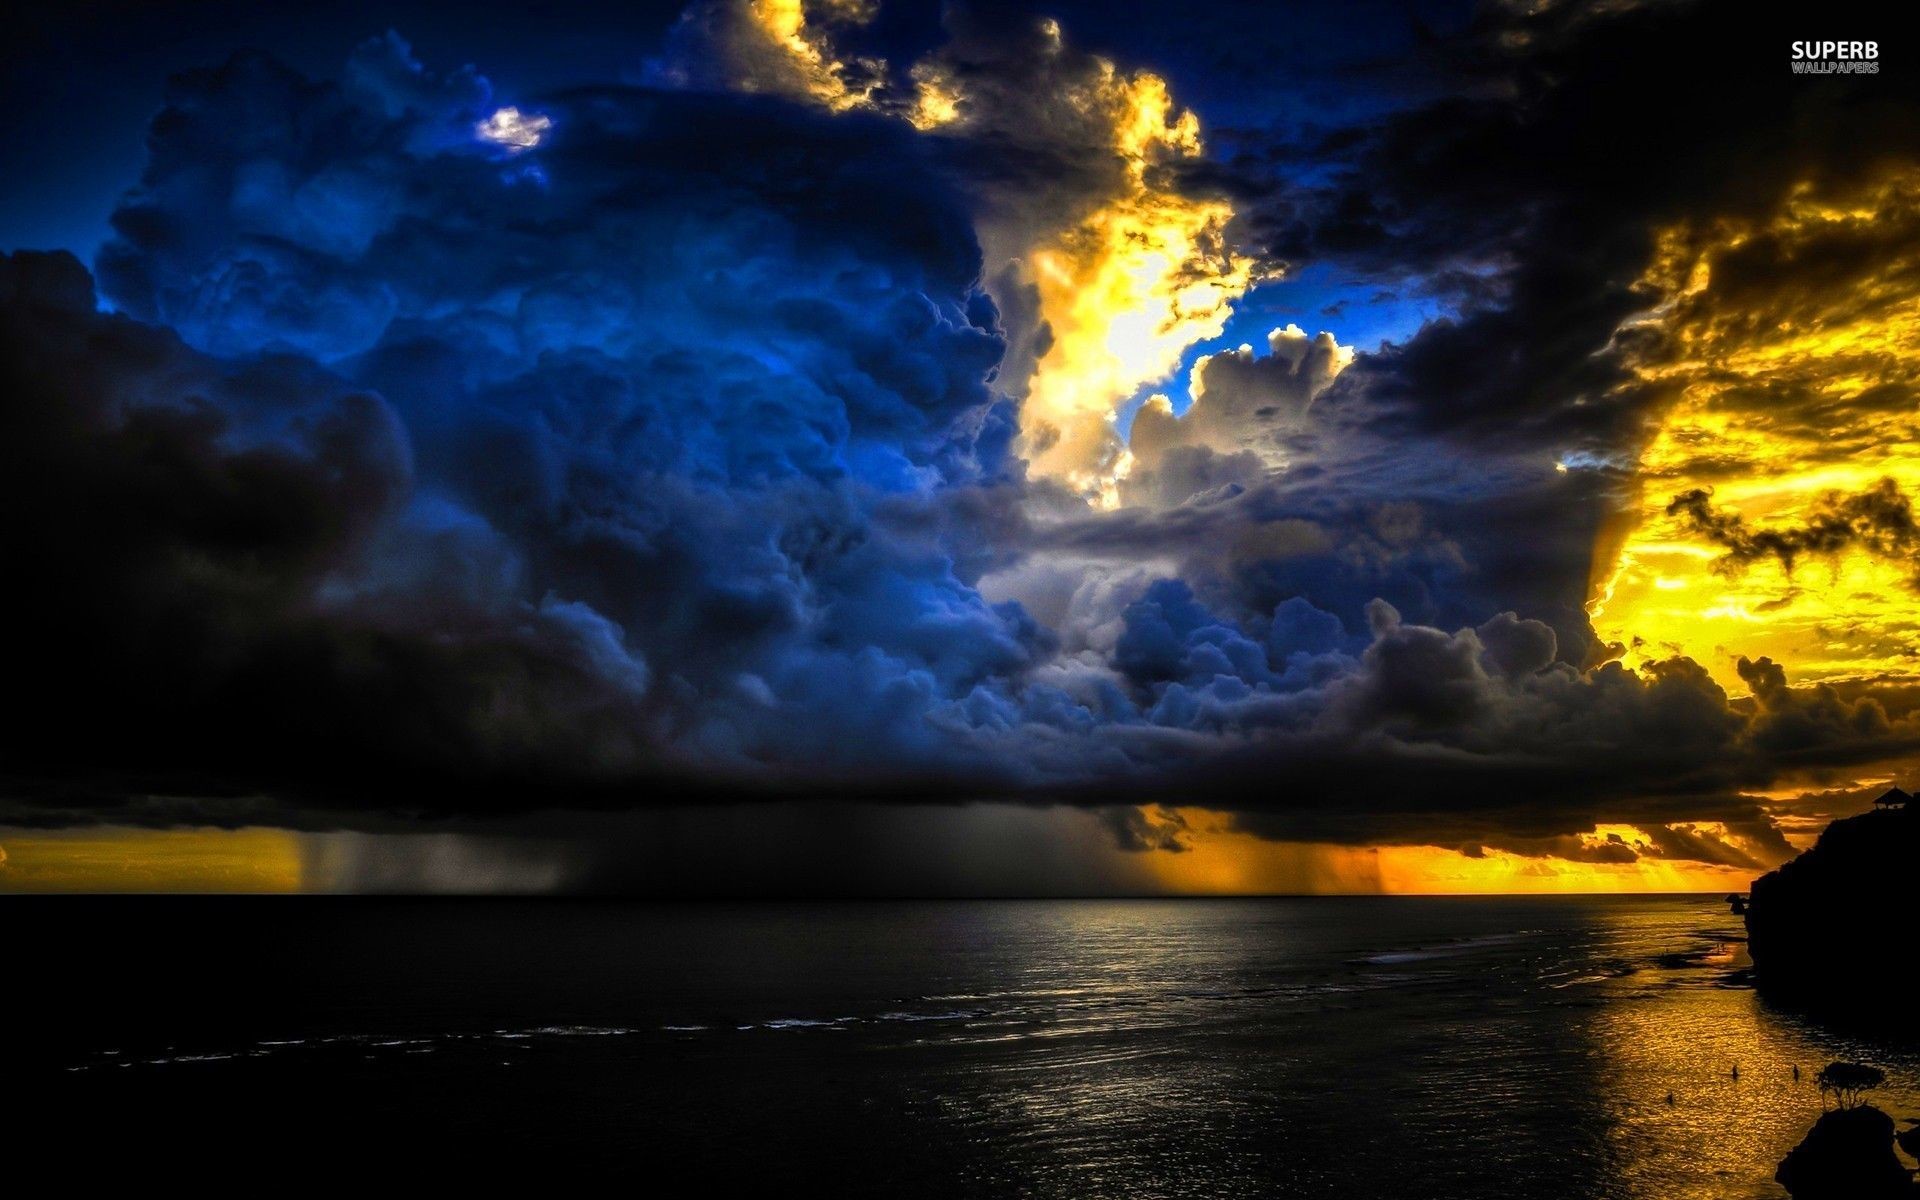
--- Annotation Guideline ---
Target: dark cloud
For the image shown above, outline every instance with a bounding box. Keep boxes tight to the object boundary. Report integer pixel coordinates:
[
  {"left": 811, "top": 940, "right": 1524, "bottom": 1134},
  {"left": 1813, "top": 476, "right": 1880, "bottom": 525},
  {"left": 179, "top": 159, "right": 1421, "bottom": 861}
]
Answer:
[
  {"left": 1098, "top": 805, "right": 1192, "bottom": 854},
  {"left": 2, "top": 35, "right": 1046, "bottom": 822},
  {"left": 1174, "top": 0, "right": 1919, "bottom": 675},
  {"left": 1467, "top": 819, "right": 1789, "bottom": 872},
  {"left": 1668, "top": 479, "right": 1920, "bottom": 586},
  {"left": 15, "top": 199, "right": 1912, "bottom": 855},
  {"left": 1085, "top": 585, "right": 1920, "bottom": 850},
  {"left": 7, "top": 4, "right": 1920, "bottom": 880},
  {"left": 0, "top": 249, "right": 664, "bottom": 817},
  {"left": 1260, "top": 16, "right": 1874, "bottom": 522}
]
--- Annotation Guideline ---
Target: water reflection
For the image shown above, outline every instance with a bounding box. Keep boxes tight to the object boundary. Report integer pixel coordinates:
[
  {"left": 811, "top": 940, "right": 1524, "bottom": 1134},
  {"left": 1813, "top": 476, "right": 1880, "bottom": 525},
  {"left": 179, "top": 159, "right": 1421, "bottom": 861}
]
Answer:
[
  {"left": 1586, "top": 908, "right": 1920, "bottom": 1199},
  {"left": 22, "top": 896, "right": 1920, "bottom": 1196}
]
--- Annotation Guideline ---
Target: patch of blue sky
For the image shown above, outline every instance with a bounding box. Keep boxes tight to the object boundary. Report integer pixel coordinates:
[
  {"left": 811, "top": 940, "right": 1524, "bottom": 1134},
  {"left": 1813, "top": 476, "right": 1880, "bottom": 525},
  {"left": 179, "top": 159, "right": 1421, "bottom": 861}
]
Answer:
[{"left": 1115, "top": 263, "right": 1440, "bottom": 437}]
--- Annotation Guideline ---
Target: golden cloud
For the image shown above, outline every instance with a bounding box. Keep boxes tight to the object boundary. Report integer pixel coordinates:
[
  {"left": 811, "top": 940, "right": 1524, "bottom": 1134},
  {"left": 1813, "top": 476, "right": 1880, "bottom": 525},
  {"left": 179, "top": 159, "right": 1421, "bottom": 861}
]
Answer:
[
  {"left": 1592, "top": 167, "right": 1920, "bottom": 693},
  {"left": 717, "top": 1, "right": 1261, "bottom": 505}
]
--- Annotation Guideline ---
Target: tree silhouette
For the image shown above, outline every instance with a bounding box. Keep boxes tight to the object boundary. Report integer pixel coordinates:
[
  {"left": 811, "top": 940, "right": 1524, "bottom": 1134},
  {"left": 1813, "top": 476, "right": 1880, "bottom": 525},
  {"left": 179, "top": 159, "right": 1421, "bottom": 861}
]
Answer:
[{"left": 1816, "top": 1062, "right": 1885, "bottom": 1110}]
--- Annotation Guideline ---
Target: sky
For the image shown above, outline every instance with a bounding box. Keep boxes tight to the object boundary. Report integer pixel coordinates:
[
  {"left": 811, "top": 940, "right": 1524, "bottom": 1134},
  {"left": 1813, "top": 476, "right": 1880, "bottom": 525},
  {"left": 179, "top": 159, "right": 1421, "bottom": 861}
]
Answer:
[{"left": 3, "top": 0, "right": 1916, "bottom": 895}]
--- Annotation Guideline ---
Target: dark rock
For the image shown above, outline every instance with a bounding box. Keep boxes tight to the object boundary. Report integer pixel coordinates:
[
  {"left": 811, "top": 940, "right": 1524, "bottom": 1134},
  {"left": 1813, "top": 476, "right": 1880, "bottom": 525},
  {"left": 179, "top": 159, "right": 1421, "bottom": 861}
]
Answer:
[
  {"left": 1744, "top": 805, "right": 1919, "bottom": 1007},
  {"left": 1776, "top": 1106, "right": 1916, "bottom": 1199}
]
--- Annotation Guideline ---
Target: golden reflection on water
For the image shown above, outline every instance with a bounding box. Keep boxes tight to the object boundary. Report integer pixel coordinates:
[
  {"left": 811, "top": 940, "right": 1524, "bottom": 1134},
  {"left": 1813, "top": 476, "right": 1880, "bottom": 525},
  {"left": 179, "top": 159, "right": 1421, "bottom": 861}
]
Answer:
[{"left": 1588, "top": 913, "right": 1920, "bottom": 1199}]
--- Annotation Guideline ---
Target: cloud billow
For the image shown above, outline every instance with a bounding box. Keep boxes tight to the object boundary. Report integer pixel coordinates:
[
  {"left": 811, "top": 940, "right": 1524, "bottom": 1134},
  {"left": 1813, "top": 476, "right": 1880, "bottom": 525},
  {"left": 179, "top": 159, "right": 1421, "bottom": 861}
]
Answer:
[
  {"left": 6, "top": 2, "right": 1920, "bottom": 875},
  {"left": 7, "top": 33, "right": 1047, "bottom": 817}
]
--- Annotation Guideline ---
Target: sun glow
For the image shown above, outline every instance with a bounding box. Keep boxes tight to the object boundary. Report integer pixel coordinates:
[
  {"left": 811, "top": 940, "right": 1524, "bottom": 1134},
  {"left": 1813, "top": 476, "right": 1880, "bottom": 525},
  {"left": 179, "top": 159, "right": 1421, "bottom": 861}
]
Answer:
[
  {"left": 742, "top": 0, "right": 883, "bottom": 110},
  {"left": 983, "top": 63, "right": 1255, "bottom": 505},
  {"left": 1019, "top": 158, "right": 1252, "bottom": 503},
  {"left": 1134, "top": 809, "right": 1757, "bottom": 895},
  {"left": 1591, "top": 169, "right": 1920, "bottom": 692},
  {"left": 0, "top": 827, "right": 304, "bottom": 892},
  {"left": 737, "top": 2, "right": 1257, "bottom": 505}
]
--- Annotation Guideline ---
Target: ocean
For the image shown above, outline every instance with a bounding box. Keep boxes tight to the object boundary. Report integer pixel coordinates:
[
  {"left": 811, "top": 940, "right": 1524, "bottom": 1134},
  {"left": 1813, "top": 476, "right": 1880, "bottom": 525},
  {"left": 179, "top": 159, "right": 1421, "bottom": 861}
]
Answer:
[{"left": 13, "top": 895, "right": 1917, "bottom": 1194}]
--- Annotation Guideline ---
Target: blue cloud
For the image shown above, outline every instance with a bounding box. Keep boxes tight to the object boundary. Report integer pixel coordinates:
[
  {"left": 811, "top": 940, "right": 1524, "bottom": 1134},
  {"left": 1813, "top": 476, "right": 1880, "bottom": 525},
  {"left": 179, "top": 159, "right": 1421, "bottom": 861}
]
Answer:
[
  {"left": 71, "top": 35, "right": 1053, "bottom": 796},
  {"left": 4, "top": 18, "right": 1910, "bottom": 863}
]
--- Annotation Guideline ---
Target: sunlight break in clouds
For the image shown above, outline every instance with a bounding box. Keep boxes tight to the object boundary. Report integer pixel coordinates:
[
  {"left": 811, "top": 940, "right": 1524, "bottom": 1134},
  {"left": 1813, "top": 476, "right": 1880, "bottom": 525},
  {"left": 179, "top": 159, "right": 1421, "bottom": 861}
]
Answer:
[
  {"left": 15, "top": 0, "right": 1914, "bottom": 897},
  {"left": 973, "top": 58, "right": 1256, "bottom": 504},
  {"left": 738, "top": 0, "right": 885, "bottom": 110},
  {"left": 721, "top": 0, "right": 1260, "bottom": 505},
  {"left": 1592, "top": 167, "right": 1920, "bottom": 693}
]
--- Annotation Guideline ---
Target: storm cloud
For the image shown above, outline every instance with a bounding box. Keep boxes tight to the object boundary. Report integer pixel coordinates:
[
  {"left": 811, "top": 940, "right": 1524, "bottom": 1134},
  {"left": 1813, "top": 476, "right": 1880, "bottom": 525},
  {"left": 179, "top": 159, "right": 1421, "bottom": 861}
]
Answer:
[{"left": 5, "top": 0, "right": 1920, "bottom": 881}]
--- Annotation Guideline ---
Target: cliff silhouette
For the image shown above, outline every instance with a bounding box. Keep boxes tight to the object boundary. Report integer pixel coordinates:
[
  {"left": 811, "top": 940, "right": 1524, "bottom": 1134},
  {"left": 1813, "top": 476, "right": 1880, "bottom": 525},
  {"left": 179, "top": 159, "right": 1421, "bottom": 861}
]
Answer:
[
  {"left": 1777, "top": 1105, "right": 1917, "bottom": 1199},
  {"left": 1744, "top": 800, "right": 1917, "bottom": 1010}
]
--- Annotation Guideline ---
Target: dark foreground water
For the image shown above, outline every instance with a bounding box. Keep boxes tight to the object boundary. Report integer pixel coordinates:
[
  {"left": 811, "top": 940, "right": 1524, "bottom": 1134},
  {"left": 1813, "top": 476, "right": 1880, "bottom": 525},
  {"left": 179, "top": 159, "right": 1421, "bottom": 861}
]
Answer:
[{"left": 11, "top": 895, "right": 1917, "bottom": 1194}]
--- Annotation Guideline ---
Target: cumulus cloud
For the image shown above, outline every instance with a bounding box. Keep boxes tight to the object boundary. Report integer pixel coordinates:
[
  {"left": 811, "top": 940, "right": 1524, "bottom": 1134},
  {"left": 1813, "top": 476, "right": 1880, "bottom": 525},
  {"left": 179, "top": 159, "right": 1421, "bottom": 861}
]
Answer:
[
  {"left": 474, "top": 106, "right": 553, "bottom": 153},
  {"left": 8, "top": 2, "right": 1920, "bottom": 881},
  {"left": 649, "top": 0, "right": 887, "bottom": 112},
  {"left": 1125, "top": 324, "right": 1353, "bottom": 506},
  {"left": 1, "top": 249, "right": 663, "bottom": 814},
  {"left": 4, "top": 34, "right": 1043, "bottom": 818},
  {"left": 659, "top": 1, "right": 1258, "bottom": 502}
]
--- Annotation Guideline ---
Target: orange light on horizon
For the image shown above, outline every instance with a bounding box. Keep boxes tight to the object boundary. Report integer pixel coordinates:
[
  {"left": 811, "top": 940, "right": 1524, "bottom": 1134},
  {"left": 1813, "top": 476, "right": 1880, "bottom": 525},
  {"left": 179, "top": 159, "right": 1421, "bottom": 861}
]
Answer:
[
  {"left": 0, "top": 826, "right": 304, "bottom": 893},
  {"left": 1133, "top": 808, "right": 1759, "bottom": 896},
  {"left": 0, "top": 814, "right": 1766, "bottom": 896}
]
